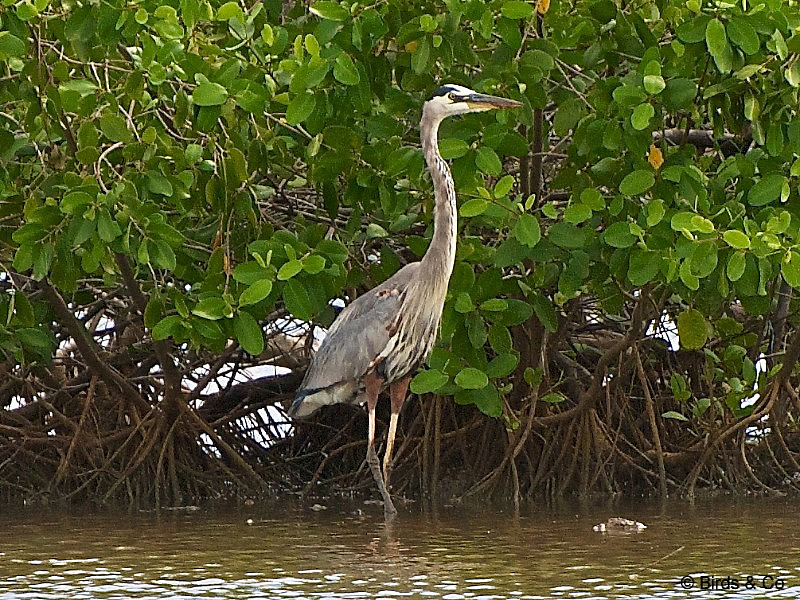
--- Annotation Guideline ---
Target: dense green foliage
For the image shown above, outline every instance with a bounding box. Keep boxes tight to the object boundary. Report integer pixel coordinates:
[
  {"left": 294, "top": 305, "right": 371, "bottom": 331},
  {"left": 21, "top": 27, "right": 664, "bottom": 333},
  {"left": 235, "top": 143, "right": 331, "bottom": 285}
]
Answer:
[{"left": 2, "top": 0, "right": 800, "bottom": 502}]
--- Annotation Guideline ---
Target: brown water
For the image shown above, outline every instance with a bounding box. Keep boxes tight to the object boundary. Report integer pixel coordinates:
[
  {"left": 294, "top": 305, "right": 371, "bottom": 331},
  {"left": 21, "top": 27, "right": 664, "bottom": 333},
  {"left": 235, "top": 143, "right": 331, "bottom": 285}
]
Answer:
[{"left": 0, "top": 498, "right": 798, "bottom": 599}]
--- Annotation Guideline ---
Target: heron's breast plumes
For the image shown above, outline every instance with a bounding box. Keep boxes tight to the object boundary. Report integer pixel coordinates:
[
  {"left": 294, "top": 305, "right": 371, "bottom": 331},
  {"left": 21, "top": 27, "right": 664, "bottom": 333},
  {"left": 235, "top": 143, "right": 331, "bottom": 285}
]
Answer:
[{"left": 379, "top": 278, "right": 448, "bottom": 383}]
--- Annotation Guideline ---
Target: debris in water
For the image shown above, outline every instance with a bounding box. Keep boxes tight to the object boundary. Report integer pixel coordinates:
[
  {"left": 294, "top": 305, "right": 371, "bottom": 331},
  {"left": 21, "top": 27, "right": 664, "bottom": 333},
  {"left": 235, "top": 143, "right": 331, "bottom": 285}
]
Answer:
[{"left": 593, "top": 517, "right": 647, "bottom": 532}]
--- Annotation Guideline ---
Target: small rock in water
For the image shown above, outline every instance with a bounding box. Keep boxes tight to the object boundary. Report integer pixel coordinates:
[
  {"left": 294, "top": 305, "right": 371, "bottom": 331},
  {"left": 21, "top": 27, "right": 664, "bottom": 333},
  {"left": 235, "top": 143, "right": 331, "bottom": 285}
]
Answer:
[
  {"left": 593, "top": 517, "right": 647, "bottom": 532},
  {"left": 310, "top": 503, "right": 327, "bottom": 511},
  {"left": 246, "top": 518, "right": 254, "bottom": 525}
]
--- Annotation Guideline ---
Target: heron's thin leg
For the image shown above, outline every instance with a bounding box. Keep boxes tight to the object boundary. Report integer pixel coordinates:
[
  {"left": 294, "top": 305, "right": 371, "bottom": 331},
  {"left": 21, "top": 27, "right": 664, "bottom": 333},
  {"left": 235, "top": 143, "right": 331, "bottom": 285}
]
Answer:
[
  {"left": 383, "top": 375, "right": 410, "bottom": 485},
  {"left": 364, "top": 372, "right": 397, "bottom": 518}
]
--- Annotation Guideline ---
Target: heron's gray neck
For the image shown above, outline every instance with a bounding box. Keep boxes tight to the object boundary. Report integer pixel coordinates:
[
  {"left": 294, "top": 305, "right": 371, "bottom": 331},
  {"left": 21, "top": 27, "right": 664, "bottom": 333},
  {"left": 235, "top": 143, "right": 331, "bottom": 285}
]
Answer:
[{"left": 419, "top": 108, "right": 457, "bottom": 283}]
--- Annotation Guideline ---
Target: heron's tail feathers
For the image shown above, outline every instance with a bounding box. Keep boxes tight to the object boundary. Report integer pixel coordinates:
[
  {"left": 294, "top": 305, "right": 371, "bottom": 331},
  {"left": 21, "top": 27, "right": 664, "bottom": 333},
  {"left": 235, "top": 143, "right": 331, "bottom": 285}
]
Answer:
[
  {"left": 288, "top": 388, "right": 320, "bottom": 418},
  {"left": 288, "top": 380, "right": 362, "bottom": 419}
]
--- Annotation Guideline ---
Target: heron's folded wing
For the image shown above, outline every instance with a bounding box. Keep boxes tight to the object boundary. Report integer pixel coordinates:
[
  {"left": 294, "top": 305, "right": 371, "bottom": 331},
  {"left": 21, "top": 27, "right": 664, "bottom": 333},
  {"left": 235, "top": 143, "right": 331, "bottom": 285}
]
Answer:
[{"left": 298, "top": 263, "right": 419, "bottom": 392}]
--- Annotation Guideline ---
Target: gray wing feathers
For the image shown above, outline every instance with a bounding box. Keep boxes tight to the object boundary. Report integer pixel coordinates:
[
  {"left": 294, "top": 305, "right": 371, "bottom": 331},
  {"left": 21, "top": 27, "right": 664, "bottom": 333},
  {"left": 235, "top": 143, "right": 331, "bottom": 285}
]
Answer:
[{"left": 298, "top": 262, "right": 420, "bottom": 393}]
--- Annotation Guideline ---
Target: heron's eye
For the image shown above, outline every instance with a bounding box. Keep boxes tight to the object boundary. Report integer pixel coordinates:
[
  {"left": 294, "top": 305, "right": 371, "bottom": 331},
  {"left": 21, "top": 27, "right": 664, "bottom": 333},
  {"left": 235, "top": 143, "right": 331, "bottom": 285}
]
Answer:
[{"left": 448, "top": 92, "right": 457, "bottom": 101}]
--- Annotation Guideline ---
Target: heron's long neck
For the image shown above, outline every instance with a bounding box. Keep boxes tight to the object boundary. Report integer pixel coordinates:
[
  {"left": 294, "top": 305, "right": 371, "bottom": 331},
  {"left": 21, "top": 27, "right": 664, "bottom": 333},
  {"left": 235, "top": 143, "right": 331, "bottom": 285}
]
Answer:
[{"left": 419, "top": 109, "right": 457, "bottom": 282}]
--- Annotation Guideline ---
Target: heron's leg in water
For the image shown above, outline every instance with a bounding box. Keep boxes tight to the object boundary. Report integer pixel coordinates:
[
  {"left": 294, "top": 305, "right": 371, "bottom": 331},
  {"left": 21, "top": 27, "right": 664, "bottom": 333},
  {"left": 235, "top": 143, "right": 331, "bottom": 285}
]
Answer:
[
  {"left": 364, "top": 372, "right": 397, "bottom": 517},
  {"left": 383, "top": 375, "right": 410, "bottom": 485}
]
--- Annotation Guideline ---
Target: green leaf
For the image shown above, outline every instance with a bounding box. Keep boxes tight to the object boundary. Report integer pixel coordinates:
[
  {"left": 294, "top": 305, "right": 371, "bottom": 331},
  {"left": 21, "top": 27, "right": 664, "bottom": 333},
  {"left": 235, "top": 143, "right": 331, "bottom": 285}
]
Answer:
[
  {"left": 14, "top": 243, "right": 37, "bottom": 272},
  {"left": 553, "top": 98, "right": 584, "bottom": 136},
  {"left": 727, "top": 251, "right": 746, "bottom": 282},
  {"left": 705, "top": 18, "right": 732, "bottom": 73},
  {"left": 234, "top": 311, "right": 264, "bottom": 355},
  {"left": 548, "top": 222, "right": 584, "bottom": 249},
  {"left": 366, "top": 223, "right": 388, "bottom": 239},
  {"left": 722, "top": 230, "right": 750, "bottom": 249},
  {"left": 150, "top": 222, "right": 183, "bottom": 246},
  {"left": 234, "top": 262, "right": 271, "bottom": 285},
  {"left": 192, "top": 317, "right": 224, "bottom": 342},
  {"left": 735, "top": 64, "right": 762, "bottom": 80},
  {"left": 612, "top": 85, "right": 646, "bottom": 107},
  {"left": 240, "top": 279, "right": 273, "bottom": 306},
  {"left": 147, "top": 172, "right": 173, "bottom": 196},
  {"left": 193, "top": 82, "right": 228, "bottom": 106},
  {"left": 677, "top": 15, "right": 711, "bottom": 43},
  {"left": 152, "top": 240, "right": 176, "bottom": 270},
  {"left": 411, "top": 38, "right": 430, "bottom": 74},
  {"left": 466, "top": 312, "right": 486, "bottom": 348},
  {"left": 475, "top": 146, "right": 502, "bottom": 176},
  {"left": 643, "top": 75, "right": 665, "bottom": 95},
  {"left": 61, "top": 191, "right": 93, "bottom": 215},
  {"left": 564, "top": 203, "right": 592, "bottom": 224},
  {"left": 619, "top": 170, "right": 654, "bottom": 196},
  {"left": 217, "top": 1, "right": 243, "bottom": 20},
  {"left": 439, "top": 138, "right": 469, "bottom": 159},
  {"left": 480, "top": 299, "right": 508, "bottom": 312},
  {"left": 781, "top": 251, "right": 800, "bottom": 289},
  {"left": 513, "top": 213, "right": 541, "bottom": 247},
  {"left": 410, "top": 369, "right": 448, "bottom": 394},
  {"left": 679, "top": 260, "right": 699, "bottom": 290},
  {"left": 647, "top": 199, "right": 665, "bottom": 227},
  {"left": 541, "top": 392, "right": 565, "bottom": 404},
  {"left": 0, "top": 32, "right": 26, "bottom": 58},
  {"left": 628, "top": 250, "right": 661, "bottom": 285},
  {"left": 286, "top": 93, "right": 316, "bottom": 125},
  {"left": 677, "top": 308, "right": 707, "bottom": 350},
  {"left": 59, "top": 80, "right": 98, "bottom": 97},
  {"left": 13, "top": 224, "right": 47, "bottom": 244},
  {"left": 486, "top": 353, "right": 519, "bottom": 378},
  {"left": 333, "top": 53, "right": 360, "bottom": 85},
  {"left": 144, "top": 297, "right": 164, "bottom": 329},
  {"left": 11, "top": 292, "right": 34, "bottom": 327},
  {"left": 748, "top": 175, "right": 786, "bottom": 207},
  {"left": 277, "top": 259, "right": 303, "bottom": 280},
  {"left": 460, "top": 199, "right": 489, "bottom": 218},
  {"left": 454, "top": 367, "right": 489, "bottom": 390},
  {"left": 501, "top": 1, "right": 534, "bottom": 19},
  {"left": 192, "top": 297, "right": 228, "bottom": 320},
  {"left": 662, "top": 411, "right": 688, "bottom": 422},
  {"left": 690, "top": 241, "right": 718, "bottom": 278},
  {"left": 309, "top": 1, "right": 349, "bottom": 21},
  {"left": 17, "top": 328, "right": 52, "bottom": 354},
  {"left": 97, "top": 211, "right": 121, "bottom": 242},
  {"left": 495, "top": 175, "right": 514, "bottom": 198},
  {"left": 454, "top": 291, "right": 474, "bottom": 313},
  {"left": 662, "top": 78, "right": 697, "bottom": 110},
  {"left": 580, "top": 189, "right": 605, "bottom": 211},
  {"left": 631, "top": 103, "right": 654, "bottom": 130},
  {"left": 727, "top": 17, "right": 759, "bottom": 55},
  {"left": 283, "top": 279, "right": 313, "bottom": 320},
  {"left": 491, "top": 299, "right": 533, "bottom": 326},
  {"left": 302, "top": 255, "right": 326, "bottom": 274},
  {"left": 531, "top": 294, "right": 557, "bottom": 331},
  {"left": 603, "top": 222, "right": 636, "bottom": 248},
  {"left": 99, "top": 112, "right": 133, "bottom": 143},
  {"left": 488, "top": 324, "right": 513, "bottom": 353},
  {"left": 457, "top": 385, "right": 501, "bottom": 417}
]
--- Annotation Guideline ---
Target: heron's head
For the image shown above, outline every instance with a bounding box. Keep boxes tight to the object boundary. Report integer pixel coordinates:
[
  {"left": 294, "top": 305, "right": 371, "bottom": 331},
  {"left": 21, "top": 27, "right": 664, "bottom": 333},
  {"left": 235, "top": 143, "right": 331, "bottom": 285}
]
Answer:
[{"left": 423, "top": 84, "right": 522, "bottom": 120}]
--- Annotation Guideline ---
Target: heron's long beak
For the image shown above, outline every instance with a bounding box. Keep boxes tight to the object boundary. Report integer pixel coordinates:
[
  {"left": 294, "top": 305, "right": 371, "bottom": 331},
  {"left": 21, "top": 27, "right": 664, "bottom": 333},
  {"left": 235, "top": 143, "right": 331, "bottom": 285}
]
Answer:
[{"left": 465, "top": 93, "right": 523, "bottom": 111}]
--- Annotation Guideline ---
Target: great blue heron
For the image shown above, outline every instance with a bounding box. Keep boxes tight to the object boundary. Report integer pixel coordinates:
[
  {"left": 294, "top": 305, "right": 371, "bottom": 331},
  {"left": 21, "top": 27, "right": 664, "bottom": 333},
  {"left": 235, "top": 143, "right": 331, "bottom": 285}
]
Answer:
[{"left": 289, "top": 84, "right": 522, "bottom": 517}]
